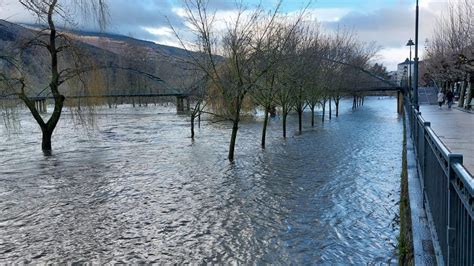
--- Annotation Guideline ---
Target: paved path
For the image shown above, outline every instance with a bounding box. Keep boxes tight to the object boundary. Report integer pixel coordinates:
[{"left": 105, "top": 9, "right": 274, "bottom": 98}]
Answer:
[{"left": 419, "top": 105, "right": 474, "bottom": 174}]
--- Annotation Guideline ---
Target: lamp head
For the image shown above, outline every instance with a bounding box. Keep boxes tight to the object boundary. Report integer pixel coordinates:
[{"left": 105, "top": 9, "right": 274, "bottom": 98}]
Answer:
[{"left": 406, "top": 39, "right": 415, "bottom": 46}]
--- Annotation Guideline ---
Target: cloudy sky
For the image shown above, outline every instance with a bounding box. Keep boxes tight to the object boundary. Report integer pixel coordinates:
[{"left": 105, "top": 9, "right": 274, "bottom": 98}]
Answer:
[{"left": 0, "top": 0, "right": 449, "bottom": 70}]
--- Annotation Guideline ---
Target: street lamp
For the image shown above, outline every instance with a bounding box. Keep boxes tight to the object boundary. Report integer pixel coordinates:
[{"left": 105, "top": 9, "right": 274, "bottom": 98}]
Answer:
[
  {"left": 406, "top": 39, "right": 415, "bottom": 98},
  {"left": 413, "top": 0, "right": 420, "bottom": 110}
]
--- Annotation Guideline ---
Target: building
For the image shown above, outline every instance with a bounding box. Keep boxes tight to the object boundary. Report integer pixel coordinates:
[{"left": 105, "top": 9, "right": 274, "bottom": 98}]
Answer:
[
  {"left": 387, "top": 71, "right": 398, "bottom": 84},
  {"left": 397, "top": 58, "right": 414, "bottom": 86}
]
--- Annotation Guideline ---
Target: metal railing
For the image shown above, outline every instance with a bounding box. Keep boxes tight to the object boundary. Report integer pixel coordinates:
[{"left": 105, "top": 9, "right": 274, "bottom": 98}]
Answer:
[{"left": 405, "top": 99, "right": 474, "bottom": 265}]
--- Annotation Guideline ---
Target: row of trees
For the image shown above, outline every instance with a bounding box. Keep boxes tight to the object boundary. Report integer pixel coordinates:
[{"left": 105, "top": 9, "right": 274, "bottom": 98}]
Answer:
[
  {"left": 1, "top": 0, "right": 388, "bottom": 161},
  {"left": 424, "top": 0, "right": 474, "bottom": 108},
  {"left": 178, "top": 0, "right": 383, "bottom": 160}
]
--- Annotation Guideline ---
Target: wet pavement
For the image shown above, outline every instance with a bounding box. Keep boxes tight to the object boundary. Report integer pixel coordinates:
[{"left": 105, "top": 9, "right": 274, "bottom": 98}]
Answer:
[{"left": 419, "top": 104, "right": 474, "bottom": 174}]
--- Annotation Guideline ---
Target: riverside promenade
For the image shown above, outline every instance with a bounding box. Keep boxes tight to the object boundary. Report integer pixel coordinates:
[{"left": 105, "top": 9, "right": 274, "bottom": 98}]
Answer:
[
  {"left": 408, "top": 103, "right": 473, "bottom": 265},
  {"left": 419, "top": 105, "right": 474, "bottom": 174}
]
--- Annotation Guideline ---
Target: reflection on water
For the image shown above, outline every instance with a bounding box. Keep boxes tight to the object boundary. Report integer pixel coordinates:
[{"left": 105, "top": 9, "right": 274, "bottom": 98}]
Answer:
[{"left": 0, "top": 97, "right": 402, "bottom": 264}]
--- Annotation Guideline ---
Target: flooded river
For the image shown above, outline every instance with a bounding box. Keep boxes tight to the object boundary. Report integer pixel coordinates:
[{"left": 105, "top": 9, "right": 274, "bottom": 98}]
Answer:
[{"left": 0, "top": 97, "right": 402, "bottom": 263}]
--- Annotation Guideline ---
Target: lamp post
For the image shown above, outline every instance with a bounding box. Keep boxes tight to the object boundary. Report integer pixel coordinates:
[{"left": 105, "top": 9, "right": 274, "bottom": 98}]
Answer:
[
  {"left": 406, "top": 39, "right": 414, "bottom": 98},
  {"left": 413, "top": 0, "right": 419, "bottom": 110}
]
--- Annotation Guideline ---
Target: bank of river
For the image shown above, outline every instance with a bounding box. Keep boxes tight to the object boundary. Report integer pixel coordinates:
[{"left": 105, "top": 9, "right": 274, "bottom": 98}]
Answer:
[{"left": 0, "top": 97, "right": 402, "bottom": 263}]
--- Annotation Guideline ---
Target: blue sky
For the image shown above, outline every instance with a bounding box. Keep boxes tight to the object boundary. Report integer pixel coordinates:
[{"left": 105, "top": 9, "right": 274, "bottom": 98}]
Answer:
[{"left": 0, "top": 0, "right": 447, "bottom": 70}]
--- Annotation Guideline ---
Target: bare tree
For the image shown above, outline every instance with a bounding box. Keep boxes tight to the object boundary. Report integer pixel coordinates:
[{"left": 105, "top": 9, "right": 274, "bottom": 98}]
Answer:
[
  {"left": 177, "top": 0, "right": 305, "bottom": 160},
  {"left": 0, "top": 0, "right": 108, "bottom": 153},
  {"left": 424, "top": 0, "right": 473, "bottom": 108},
  {"left": 251, "top": 22, "right": 295, "bottom": 148}
]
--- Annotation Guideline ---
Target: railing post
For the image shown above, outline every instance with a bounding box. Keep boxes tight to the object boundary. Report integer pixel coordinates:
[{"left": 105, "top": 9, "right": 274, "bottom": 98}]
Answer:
[
  {"left": 413, "top": 110, "right": 420, "bottom": 148},
  {"left": 447, "top": 153, "right": 463, "bottom": 265},
  {"left": 421, "top": 121, "right": 430, "bottom": 158},
  {"left": 420, "top": 121, "right": 430, "bottom": 199},
  {"left": 42, "top": 99, "right": 47, "bottom": 113},
  {"left": 410, "top": 106, "right": 417, "bottom": 139}
]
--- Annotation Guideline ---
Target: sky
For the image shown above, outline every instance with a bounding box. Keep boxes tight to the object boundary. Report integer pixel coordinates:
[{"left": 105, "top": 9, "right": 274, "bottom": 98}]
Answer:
[{"left": 0, "top": 0, "right": 449, "bottom": 71}]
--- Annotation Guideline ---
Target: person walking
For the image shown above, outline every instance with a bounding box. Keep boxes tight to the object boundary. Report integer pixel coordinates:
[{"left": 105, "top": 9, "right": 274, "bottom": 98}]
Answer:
[
  {"left": 437, "top": 90, "right": 445, "bottom": 108},
  {"left": 446, "top": 90, "right": 454, "bottom": 108}
]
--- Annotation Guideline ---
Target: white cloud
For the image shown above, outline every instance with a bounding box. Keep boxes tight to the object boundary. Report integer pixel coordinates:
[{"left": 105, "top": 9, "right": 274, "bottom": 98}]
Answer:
[
  {"left": 0, "top": 0, "right": 36, "bottom": 23},
  {"left": 378, "top": 46, "right": 413, "bottom": 71},
  {"left": 144, "top": 26, "right": 174, "bottom": 37},
  {"left": 320, "top": 0, "right": 451, "bottom": 71},
  {"left": 303, "top": 8, "right": 352, "bottom": 22}
]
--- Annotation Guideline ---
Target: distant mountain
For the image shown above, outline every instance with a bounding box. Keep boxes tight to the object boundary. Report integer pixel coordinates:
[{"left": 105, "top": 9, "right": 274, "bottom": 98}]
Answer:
[
  {"left": 69, "top": 29, "right": 192, "bottom": 58},
  {"left": 0, "top": 20, "right": 200, "bottom": 98},
  {"left": 18, "top": 23, "right": 194, "bottom": 59}
]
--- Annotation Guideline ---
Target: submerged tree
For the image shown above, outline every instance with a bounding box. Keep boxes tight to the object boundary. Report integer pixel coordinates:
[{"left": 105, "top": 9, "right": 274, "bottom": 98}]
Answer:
[
  {"left": 168, "top": 0, "right": 386, "bottom": 157},
  {"left": 0, "top": 0, "right": 108, "bottom": 152},
  {"left": 177, "top": 0, "right": 305, "bottom": 160},
  {"left": 251, "top": 22, "right": 296, "bottom": 148}
]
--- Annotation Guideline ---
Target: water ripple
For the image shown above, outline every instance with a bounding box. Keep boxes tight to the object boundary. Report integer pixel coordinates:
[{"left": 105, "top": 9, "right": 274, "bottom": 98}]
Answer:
[{"left": 0, "top": 98, "right": 402, "bottom": 264}]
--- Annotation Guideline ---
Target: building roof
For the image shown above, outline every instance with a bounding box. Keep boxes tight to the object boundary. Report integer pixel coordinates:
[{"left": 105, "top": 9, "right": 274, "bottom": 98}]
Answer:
[{"left": 398, "top": 58, "right": 414, "bottom": 65}]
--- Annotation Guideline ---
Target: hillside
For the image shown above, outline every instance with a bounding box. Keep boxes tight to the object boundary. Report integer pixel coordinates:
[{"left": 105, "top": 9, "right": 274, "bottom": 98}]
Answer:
[{"left": 0, "top": 20, "right": 199, "bottom": 98}]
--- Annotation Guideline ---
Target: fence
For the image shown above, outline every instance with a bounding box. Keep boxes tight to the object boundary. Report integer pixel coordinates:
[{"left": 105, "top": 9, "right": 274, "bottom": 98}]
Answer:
[{"left": 405, "top": 99, "right": 473, "bottom": 265}]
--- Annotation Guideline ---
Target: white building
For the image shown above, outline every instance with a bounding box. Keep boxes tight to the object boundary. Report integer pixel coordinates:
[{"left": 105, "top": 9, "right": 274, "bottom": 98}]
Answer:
[
  {"left": 397, "top": 58, "right": 414, "bottom": 86},
  {"left": 388, "top": 71, "right": 398, "bottom": 84}
]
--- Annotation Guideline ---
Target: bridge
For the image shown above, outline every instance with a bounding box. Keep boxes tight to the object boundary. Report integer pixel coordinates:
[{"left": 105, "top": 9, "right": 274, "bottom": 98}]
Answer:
[
  {"left": 4, "top": 81, "right": 406, "bottom": 114},
  {"left": 26, "top": 92, "right": 193, "bottom": 113},
  {"left": 337, "top": 78, "right": 406, "bottom": 113},
  {"left": 6, "top": 74, "right": 210, "bottom": 113},
  {"left": 3, "top": 67, "right": 404, "bottom": 114},
  {"left": 1, "top": 74, "right": 206, "bottom": 113}
]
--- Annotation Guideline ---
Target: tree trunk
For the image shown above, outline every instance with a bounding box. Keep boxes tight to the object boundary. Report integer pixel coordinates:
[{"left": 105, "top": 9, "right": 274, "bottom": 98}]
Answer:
[
  {"left": 42, "top": 128, "right": 53, "bottom": 151},
  {"left": 322, "top": 100, "right": 326, "bottom": 123},
  {"left": 261, "top": 107, "right": 269, "bottom": 148},
  {"left": 228, "top": 95, "right": 244, "bottom": 161},
  {"left": 458, "top": 79, "right": 467, "bottom": 107},
  {"left": 191, "top": 114, "right": 195, "bottom": 139},
  {"left": 228, "top": 119, "right": 239, "bottom": 161},
  {"left": 297, "top": 107, "right": 302, "bottom": 133},
  {"left": 198, "top": 112, "right": 201, "bottom": 128},
  {"left": 353, "top": 96, "right": 356, "bottom": 109},
  {"left": 310, "top": 105, "right": 315, "bottom": 127},
  {"left": 466, "top": 74, "right": 473, "bottom": 109},
  {"left": 282, "top": 111, "right": 288, "bottom": 138},
  {"left": 329, "top": 98, "right": 332, "bottom": 120},
  {"left": 335, "top": 98, "right": 340, "bottom": 117}
]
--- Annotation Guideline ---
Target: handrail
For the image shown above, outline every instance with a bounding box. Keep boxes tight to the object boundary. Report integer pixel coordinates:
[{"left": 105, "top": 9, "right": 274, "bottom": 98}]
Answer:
[
  {"left": 405, "top": 98, "right": 473, "bottom": 265},
  {"left": 424, "top": 126, "right": 452, "bottom": 161},
  {"left": 452, "top": 162, "right": 474, "bottom": 195}
]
